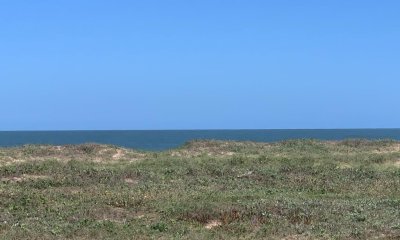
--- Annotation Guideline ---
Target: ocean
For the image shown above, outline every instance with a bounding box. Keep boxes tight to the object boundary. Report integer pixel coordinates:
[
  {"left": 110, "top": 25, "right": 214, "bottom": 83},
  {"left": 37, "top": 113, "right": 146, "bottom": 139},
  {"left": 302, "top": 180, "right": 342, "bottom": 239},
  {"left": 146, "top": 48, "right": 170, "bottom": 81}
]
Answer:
[{"left": 0, "top": 129, "right": 399, "bottom": 151}]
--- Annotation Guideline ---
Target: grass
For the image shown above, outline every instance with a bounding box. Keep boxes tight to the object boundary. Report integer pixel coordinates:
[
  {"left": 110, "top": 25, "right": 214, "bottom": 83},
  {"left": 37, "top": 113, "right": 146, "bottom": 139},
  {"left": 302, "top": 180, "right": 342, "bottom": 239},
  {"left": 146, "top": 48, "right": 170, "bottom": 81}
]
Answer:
[{"left": 0, "top": 139, "right": 400, "bottom": 239}]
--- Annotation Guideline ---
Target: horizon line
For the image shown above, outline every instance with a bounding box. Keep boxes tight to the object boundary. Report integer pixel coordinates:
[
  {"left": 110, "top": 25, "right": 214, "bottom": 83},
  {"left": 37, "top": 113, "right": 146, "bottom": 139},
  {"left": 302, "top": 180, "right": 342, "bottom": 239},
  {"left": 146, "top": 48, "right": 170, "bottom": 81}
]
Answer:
[{"left": 1, "top": 128, "right": 400, "bottom": 132}]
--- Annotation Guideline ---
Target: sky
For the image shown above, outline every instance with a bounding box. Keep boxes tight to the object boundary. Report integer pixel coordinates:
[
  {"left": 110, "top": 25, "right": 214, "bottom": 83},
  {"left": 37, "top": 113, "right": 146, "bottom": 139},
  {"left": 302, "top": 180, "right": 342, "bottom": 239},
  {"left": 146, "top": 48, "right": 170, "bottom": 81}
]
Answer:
[{"left": 1, "top": 0, "right": 399, "bottom": 130}]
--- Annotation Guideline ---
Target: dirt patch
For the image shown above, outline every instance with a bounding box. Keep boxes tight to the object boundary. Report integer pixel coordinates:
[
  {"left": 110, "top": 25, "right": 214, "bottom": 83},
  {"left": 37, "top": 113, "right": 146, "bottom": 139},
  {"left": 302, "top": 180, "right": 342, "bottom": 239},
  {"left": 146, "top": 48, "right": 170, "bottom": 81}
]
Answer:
[
  {"left": 337, "top": 163, "right": 353, "bottom": 169},
  {"left": 124, "top": 177, "right": 138, "bottom": 185},
  {"left": 112, "top": 149, "right": 125, "bottom": 159},
  {"left": 91, "top": 206, "right": 136, "bottom": 223},
  {"left": 1, "top": 174, "right": 51, "bottom": 183},
  {"left": 380, "top": 159, "right": 400, "bottom": 168},
  {"left": 23, "top": 174, "right": 51, "bottom": 180},
  {"left": 237, "top": 171, "right": 254, "bottom": 178},
  {"left": 0, "top": 144, "right": 147, "bottom": 165},
  {"left": 171, "top": 152, "right": 182, "bottom": 157},
  {"left": 372, "top": 144, "right": 400, "bottom": 154},
  {"left": 1, "top": 176, "right": 23, "bottom": 182},
  {"left": 171, "top": 150, "right": 235, "bottom": 158},
  {"left": 205, "top": 220, "right": 222, "bottom": 229},
  {"left": 393, "top": 160, "right": 400, "bottom": 167}
]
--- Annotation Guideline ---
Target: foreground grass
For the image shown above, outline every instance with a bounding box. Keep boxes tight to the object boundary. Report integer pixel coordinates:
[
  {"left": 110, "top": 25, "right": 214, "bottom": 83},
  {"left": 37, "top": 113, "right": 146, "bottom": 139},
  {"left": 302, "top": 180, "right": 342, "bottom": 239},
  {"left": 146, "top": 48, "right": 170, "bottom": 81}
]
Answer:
[{"left": 0, "top": 139, "right": 400, "bottom": 239}]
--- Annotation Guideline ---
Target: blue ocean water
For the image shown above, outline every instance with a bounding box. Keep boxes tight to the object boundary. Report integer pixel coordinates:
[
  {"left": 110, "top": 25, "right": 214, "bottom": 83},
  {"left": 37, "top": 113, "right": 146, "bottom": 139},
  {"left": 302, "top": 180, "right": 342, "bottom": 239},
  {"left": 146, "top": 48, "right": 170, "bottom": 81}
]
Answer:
[{"left": 0, "top": 129, "right": 399, "bottom": 151}]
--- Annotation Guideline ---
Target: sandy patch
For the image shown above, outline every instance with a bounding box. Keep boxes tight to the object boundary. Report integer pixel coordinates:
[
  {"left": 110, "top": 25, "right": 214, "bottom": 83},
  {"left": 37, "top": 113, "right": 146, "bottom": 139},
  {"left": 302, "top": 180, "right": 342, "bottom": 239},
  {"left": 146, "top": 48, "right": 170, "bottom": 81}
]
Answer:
[
  {"left": 91, "top": 206, "right": 135, "bottom": 223},
  {"left": 1, "top": 176, "right": 23, "bottom": 182},
  {"left": 112, "top": 149, "right": 125, "bottom": 159},
  {"left": 124, "top": 177, "right": 138, "bottom": 185},
  {"left": 98, "top": 148, "right": 110, "bottom": 155},
  {"left": 171, "top": 152, "right": 182, "bottom": 157},
  {"left": 336, "top": 163, "right": 353, "bottom": 169},
  {"left": 372, "top": 144, "right": 400, "bottom": 154},
  {"left": 281, "top": 235, "right": 309, "bottom": 240},
  {"left": 237, "top": 171, "right": 254, "bottom": 178},
  {"left": 378, "top": 159, "right": 400, "bottom": 169},
  {"left": 23, "top": 174, "right": 51, "bottom": 180},
  {"left": 1, "top": 174, "right": 50, "bottom": 182},
  {"left": 205, "top": 220, "right": 222, "bottom": 229},
  {"left": 393, "top": 160, "right": 400, "bottom": 167},
  {"left": 171, "top": 149, "right": 235, "bottom": 158}
]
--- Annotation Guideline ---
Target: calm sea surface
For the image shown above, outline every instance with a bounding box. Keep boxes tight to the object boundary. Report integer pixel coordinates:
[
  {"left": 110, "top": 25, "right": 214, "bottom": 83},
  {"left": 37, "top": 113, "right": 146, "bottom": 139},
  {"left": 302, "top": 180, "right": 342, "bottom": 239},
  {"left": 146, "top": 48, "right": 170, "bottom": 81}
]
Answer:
[{"left": 0, "top": 129, "right": 399, "bottom": 151}]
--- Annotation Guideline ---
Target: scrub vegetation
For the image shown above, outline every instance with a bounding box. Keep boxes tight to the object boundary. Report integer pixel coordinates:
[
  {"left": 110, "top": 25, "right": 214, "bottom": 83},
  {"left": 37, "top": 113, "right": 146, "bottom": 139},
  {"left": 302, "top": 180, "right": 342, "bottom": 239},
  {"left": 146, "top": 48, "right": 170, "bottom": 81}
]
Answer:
[{"left": 1, "top": 139, "right": 400, "bottom": 239}]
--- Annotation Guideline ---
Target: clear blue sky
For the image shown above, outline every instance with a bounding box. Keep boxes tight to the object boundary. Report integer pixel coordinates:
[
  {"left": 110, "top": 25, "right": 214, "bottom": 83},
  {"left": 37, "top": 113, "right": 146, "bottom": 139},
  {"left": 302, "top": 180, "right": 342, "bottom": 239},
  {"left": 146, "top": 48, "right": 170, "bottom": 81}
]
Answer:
[{"left": 1, "top": 1, "right": 399, "bottom": 130}]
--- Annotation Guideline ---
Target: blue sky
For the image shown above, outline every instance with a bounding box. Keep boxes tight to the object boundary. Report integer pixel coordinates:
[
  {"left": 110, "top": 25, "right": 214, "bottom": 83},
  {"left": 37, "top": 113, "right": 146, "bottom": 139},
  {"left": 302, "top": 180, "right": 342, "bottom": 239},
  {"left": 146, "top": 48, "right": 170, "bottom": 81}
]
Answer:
[{"left": 1, "top": 0, "right": 399, "bottom": 130}]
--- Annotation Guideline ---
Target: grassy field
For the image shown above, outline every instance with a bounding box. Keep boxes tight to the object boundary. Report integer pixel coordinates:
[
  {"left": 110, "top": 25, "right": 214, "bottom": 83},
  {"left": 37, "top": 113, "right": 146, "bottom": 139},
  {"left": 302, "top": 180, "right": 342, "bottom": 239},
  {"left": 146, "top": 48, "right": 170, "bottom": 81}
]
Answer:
[{"left": 0, "top": 139, "right": 400, "bottom": 239}]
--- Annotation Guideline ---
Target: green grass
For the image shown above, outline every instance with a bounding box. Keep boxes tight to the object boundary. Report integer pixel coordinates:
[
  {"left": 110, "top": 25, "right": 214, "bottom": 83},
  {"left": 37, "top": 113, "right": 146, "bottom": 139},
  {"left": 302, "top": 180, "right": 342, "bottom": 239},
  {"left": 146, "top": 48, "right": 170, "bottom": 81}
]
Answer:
[{"left": 0, "top": 139, "right": 400, "bottom": 239}]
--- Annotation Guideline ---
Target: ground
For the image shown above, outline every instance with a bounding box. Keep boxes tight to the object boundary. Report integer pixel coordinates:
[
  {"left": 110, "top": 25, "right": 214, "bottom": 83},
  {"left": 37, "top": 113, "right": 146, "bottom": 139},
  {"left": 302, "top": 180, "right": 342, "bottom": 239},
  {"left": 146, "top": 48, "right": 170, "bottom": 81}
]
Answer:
[{"left": 0, "top": 139, "right": 400, "bottom": 239}]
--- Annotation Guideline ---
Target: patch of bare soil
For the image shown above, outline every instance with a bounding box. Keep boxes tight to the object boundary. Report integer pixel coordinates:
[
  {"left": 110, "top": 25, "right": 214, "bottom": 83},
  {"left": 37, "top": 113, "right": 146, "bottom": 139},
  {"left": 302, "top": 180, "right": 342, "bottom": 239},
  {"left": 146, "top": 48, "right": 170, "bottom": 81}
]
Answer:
[
  {"left": 237, "top": 171, "right": 254, "bottom": 178},
  {"left": 1, "top": 145, "right": 148, "bottom": 165},
  {"left": 336, "top": 163, "right": 353, "bottom": 169},
  {"left": 204, "top": 220, "right": 222, "bottom": 229},
  {"left": 91, "top": 206, "right": 136, "bottom": 223},
  {"left": 380, "top": 159, "right": 400, "bottom": 168},
  {"left": 170, "top": 152, "right": 182, "bottom": 157},
  {"left": 394, "top": 160, "right": 400, "bottom": 167},
  {"left": 124, "top": 177, "right": 138, "bottom": 185},
  {"left": 170, "top": 150, "right": 236, "bottom": 158},
  {"left": 112, "top": 149, "right": 125, "bottom": 159},
  {"left": 1, "top": 174, "right": 50, "bottom": 183},
  {"left": 372, "top": 144, "right": 400, "bottom": 154}
]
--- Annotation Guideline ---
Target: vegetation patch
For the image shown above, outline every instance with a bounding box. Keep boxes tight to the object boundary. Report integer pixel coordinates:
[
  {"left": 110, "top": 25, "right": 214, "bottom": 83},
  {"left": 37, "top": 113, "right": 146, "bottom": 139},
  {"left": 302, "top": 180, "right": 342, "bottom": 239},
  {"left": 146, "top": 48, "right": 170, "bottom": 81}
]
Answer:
[{"left": 0, "top": 139, "right": 400, "bottom": 239}]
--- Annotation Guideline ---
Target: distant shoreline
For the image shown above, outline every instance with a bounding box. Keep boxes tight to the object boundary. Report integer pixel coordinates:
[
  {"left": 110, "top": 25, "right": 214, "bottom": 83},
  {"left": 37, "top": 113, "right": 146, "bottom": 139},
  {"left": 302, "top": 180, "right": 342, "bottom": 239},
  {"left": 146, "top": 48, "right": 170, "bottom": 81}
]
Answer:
[
  {"left": 0, "top": 139, "right": 399, "bottom": 152},
  {"left": 1, "top": 129, "right": 400, "bottom": 150}
]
